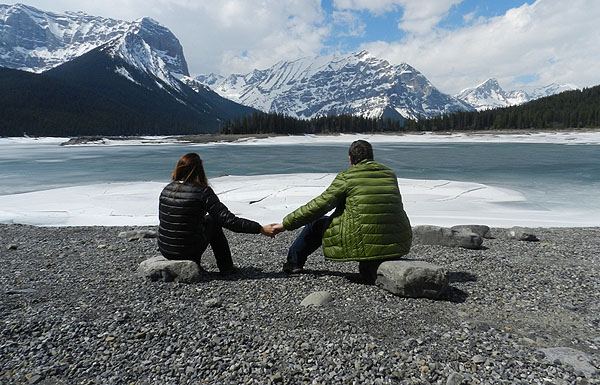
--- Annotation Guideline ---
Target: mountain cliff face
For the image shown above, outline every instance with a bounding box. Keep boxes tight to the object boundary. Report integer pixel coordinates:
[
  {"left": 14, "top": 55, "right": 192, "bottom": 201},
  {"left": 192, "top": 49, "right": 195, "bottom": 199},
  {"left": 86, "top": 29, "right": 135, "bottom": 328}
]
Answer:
[
  {"left": 0, "top": 3, "right": 188, "bottom": 82},
  {"left": 186, "top": 51, "right": 474, "bottom": 120},
  {"left": 456, "top": 78, "right": 578, "bottom": 111}
]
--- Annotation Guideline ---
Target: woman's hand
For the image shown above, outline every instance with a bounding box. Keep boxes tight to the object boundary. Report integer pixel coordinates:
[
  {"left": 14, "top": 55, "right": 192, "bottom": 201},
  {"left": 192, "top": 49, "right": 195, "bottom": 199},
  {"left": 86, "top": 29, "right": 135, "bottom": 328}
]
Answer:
[{"left": 260, "top": 224, "right": 279, "bottom": 237}]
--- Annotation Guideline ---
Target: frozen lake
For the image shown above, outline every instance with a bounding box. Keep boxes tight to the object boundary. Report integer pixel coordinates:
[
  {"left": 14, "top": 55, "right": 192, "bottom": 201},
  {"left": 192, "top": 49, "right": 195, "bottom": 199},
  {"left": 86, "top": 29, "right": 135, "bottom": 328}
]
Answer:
[{"left": 0, "top": 132, "right": 599, "bottom": 227}]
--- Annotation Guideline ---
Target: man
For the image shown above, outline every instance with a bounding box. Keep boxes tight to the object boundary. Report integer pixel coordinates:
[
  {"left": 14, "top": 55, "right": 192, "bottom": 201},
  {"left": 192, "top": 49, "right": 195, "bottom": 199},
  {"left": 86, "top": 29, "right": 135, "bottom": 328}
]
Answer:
[{"left": 273, "top": 140, "right": 412, "bottom": 283}]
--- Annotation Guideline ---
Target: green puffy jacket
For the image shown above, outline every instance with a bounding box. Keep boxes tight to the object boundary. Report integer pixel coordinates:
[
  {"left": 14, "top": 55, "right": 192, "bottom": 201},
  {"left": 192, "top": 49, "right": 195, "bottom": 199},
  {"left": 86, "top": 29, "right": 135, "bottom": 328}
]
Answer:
[{"left": 283, "top": 160, "right": 412, "bottom": 262}]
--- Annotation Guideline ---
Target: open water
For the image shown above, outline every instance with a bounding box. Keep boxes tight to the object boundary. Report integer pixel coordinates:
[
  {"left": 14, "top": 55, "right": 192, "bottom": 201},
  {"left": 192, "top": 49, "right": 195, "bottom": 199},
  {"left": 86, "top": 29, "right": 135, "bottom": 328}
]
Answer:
[{"left": 0, "top": 139, "right": 599, "bottom": 214}]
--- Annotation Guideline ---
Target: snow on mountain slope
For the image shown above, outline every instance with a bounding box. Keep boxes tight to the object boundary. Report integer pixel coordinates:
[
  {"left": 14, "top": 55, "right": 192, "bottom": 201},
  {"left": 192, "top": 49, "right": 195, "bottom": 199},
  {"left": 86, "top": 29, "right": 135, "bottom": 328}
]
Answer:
[
  {"left": 186, "top": 51, "right": 473, "bottom": 120},
  {"left": 456, "top": 78, "right": 578, "bottom": 111},
  {"left": 0, "top": 3, "right": 188, "bottom": 84}
]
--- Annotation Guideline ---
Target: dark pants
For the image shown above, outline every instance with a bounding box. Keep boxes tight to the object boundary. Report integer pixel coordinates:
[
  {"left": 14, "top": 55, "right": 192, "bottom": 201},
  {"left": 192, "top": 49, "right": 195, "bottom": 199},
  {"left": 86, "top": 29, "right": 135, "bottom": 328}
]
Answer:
[
  {"left": 198, "top": 214, "right": 234, "bottom": 272},
  {"left": 287, "top": 215, "right": 394, "bottom": 284}
]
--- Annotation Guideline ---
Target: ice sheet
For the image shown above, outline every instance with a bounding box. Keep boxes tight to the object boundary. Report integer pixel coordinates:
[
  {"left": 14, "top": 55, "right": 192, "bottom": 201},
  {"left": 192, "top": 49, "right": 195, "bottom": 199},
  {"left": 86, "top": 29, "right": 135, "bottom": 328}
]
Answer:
[{"left": 0, "top": 173, "right": 596, "bottom": 227}]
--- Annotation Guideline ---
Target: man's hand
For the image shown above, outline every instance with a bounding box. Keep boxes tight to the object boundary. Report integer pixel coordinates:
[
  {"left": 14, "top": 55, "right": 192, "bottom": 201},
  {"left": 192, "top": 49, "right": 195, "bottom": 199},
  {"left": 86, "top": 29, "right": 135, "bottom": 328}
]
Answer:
[{"left": 273, "top": 223, "right": 286, "bottom": 235}]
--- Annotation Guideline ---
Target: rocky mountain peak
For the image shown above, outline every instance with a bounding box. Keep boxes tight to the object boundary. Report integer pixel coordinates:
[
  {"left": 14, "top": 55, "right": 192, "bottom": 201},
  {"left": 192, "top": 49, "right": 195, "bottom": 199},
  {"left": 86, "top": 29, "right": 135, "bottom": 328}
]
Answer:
[
  {"left": 0, "top": 4, "right": 188, "bottom": 78},
  {"left": 191, "top": 50, "right": 472, "bottom": 120},
  {"left": 456, "top": 78, "right": 578, "bottom": 111}
]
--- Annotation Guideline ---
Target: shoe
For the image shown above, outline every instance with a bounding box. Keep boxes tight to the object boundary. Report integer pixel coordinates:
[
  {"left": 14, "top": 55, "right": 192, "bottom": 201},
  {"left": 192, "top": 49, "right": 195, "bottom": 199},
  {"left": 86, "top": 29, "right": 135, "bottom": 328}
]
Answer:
[
  {"left": 219, "top": 266, "right": 239, "bottom": 276},
  {"left": 282, "top": 262, "right": 303, "bottom": 274}
]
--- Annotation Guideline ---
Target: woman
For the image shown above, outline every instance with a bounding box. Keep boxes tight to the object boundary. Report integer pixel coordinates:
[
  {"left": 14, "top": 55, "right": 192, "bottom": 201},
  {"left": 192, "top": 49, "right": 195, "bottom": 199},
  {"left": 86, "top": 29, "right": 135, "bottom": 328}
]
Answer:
[{"left": 158, "top": 153, "right": 276, "bottom": 274}]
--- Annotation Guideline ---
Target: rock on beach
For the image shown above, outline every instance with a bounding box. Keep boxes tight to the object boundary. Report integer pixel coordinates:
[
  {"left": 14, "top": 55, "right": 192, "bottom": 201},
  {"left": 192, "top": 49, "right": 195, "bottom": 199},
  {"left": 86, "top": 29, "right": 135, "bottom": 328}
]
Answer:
[{"left": 412, "top": 225, "right": 484, "bottom": 249}]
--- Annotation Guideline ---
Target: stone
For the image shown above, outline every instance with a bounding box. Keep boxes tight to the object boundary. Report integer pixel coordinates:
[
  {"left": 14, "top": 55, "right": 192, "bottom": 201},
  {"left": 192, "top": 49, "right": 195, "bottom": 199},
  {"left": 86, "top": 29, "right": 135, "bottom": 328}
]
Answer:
[
  {"left": 118, "top": 229, "right": 157, "bottom": 241},
  {"left": 412, "top": 225, "right": 483, "bottom": 249},
  {"left": 450, "top": 225, "right": 492, "bottom": 239},
  {"left": 137, "top": 256, "right": 203, "bottom": 283},
  {"left": 375, "top": 260, "right": 449, "bottom": 299},
  {"left": 300, "top": 291, "right": 334, "bottom": 307},
  {"left": 204, "top": 298, "right": 222, "bottom": 308},
  {"left": 471, "top": 354, "right": 486, "bottom": 364},
  {"left": 27, "top": 374, "right": 43, "bottom": 384},
  {"left": 539, "top": 347, "right": 597, "bottom": 378},
  {"left": 6, "top": 243, "right": 18, "bottom": 250},
  {"left": 446, "top": 371, "right": 464, "bottom": 385},
  {"left": 507, "top": 226, "right": 539, "bottom": 241}
]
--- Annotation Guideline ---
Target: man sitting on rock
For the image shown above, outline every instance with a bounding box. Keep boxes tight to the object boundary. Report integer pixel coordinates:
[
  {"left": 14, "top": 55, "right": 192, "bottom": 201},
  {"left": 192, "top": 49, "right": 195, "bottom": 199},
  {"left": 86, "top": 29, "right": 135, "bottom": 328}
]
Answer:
[{"left": 273, "top": 140, "right": 412, "bottom": 283}]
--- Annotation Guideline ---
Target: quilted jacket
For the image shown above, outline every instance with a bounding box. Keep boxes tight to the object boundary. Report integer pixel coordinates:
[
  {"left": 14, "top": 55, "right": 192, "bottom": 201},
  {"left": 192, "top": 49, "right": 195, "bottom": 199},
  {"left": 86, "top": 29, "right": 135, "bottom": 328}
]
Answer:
[
  {"left": 158, "top": 181, "right": 261, "bottom": 259},
  {"left": 283, "top": 160, "right": 412, "bottom": 262}
]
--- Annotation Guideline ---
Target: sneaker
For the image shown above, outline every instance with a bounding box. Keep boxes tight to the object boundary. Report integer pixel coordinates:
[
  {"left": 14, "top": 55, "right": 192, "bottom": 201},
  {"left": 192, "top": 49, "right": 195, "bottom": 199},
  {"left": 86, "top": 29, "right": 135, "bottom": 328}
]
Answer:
[{"left": 282, "top": 262, "right": 303, "bottom": 274}]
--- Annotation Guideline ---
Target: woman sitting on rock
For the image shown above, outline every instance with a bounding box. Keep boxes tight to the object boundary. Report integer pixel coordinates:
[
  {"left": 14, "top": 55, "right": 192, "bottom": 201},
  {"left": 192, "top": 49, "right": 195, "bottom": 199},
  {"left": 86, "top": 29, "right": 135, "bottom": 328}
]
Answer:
[{"left": 158, "top": 152, "right": 277, "bottom": 274}]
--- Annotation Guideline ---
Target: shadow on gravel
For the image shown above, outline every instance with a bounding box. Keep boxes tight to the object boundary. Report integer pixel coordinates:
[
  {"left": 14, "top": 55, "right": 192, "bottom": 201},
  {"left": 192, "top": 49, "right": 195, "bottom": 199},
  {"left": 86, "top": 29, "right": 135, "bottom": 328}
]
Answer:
[
  {"left": 214, "top": 266, "right": 329, "bottom": 281},
  {"left": 440, "top": 271, "right": 477, "bottom": 303},
  {"left": 440, "top": 286, "right": 469, "bottom": 303},
  {"left": 448, "top": 271, "right": 478, "bottom": 283}
]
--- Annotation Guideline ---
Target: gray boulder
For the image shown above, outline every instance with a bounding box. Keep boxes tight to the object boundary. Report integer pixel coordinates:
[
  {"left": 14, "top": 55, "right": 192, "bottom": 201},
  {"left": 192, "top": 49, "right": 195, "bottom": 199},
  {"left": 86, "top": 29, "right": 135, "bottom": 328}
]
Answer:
[
  {"left": 539, "top": 347, "right": 597, "bottom": 378},
  {"left": 376, "top": 260, "right": 449, "bottom": 299},
  {"left": 413, "top": 225, "right": 483, "bottom": 249},
  {"left": 137, "top": 256, "right": 203, "bottom": 283},
  {"left": 118, "top": 229, "right": 157, "bottom": 241},
  {"left": 450, "top": 224, "right": 491, "bottom": 239},
  {"left": 300, "top": 291, "right": 334, "bottom": 307},
  {"left": 507, "top": 226, "right": 539, "bottom": 241}
]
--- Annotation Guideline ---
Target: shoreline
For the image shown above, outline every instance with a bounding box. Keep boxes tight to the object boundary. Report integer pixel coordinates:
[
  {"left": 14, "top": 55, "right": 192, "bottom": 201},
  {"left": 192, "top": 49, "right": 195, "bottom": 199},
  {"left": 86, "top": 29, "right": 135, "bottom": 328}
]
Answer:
[
  {"left": 50, "top": 127, "right": 600, "bottom": 146},
  {"left": 1, "top": 224, "right": 599, "bottom": 383}
]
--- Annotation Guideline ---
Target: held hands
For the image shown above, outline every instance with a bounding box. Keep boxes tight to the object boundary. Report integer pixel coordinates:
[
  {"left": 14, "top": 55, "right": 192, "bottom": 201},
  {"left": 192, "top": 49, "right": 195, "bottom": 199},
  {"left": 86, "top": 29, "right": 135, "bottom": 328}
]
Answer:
[{"left": 260, "top": 223, "right": 286, "bottom": 238}]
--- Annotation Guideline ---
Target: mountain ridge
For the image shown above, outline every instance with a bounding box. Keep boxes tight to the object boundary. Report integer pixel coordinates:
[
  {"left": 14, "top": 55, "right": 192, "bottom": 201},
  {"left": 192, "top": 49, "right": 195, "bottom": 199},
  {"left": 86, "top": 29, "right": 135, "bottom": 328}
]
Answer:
[
  {"left": 455, "top": 78, "right": 578, "bottom": 111},
  {"left": 185, "top": 50, "right": 474, "bottom": 121}
]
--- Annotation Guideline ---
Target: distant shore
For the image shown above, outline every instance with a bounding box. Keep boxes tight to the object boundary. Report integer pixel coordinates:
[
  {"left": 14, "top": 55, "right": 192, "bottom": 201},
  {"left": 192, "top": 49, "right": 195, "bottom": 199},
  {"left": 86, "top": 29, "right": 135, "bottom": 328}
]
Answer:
[{"left": 58, "top": 128, "right": 600, "bottom": 146}]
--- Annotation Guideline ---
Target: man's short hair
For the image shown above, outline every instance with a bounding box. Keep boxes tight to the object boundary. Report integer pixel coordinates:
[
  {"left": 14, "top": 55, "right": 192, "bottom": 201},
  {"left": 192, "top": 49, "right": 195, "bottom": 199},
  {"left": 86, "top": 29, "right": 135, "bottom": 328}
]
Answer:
[{"left": 349, "top": 140, "right": 374, "bottom": 165}]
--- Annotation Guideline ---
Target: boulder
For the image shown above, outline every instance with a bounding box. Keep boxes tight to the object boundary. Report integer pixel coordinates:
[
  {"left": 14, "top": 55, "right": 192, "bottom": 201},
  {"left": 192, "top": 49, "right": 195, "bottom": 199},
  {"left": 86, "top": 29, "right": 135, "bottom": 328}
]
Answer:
[
  {"left": 118, "top": 229, "right": 157, "bottom": 241},
  {"left": 507, "top": 226, "right": 539, "bottom": 241},
  {"left": 450, "top": 224, "right": 492, "bottom": 239},
  {"left": 137, "top": 256, "right": 203, "bottom": 283},
  {"left": 300, "top": 291, "right": 334, "bottom": 307},
  {"left": 412, "top": 225, "right": 483, "bottom": 249},
  {"left": 375, "top": 260, "right": 449, "bottom": 299},
  {"left": 539, "top": 347, "right": 597, "bottom": 378}
]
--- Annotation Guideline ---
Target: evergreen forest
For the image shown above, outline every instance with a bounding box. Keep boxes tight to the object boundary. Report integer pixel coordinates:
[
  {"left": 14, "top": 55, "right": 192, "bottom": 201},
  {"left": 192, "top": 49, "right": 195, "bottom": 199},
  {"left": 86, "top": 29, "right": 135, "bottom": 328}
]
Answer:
[{"left": 220, "top": 85, "right": 600, "bottom": 135}]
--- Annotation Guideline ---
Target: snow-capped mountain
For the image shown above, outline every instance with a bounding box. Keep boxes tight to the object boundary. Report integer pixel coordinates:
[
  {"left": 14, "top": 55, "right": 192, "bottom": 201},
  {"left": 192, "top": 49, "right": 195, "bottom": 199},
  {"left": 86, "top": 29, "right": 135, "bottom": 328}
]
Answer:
[
  {"left": 456, "top": 78, "right": 578, "bottom": 111},
  {"left": 0, "top": 4, "right": 256, "bottom": 136},
  {"left": 527, "top": 83, "right": 578, "bottom": 99},
  {"left": 0, "top": 3, "right": 188, "bottom": 87},
  {"left": 185, "top": 51, "right": 474, "bottom": 120}
]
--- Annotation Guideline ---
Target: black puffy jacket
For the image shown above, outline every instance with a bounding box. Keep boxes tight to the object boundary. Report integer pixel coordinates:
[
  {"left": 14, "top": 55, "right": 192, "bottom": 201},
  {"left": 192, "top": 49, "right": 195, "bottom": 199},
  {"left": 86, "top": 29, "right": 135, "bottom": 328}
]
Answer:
[{"left": 158, "top": 181, "right": 261, "bottom": 259}]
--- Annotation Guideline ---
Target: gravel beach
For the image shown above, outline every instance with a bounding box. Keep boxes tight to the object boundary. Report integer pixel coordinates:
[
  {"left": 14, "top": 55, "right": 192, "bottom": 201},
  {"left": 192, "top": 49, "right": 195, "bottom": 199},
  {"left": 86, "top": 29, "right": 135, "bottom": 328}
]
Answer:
[{"left": 1, "top": 224, "right": 599, "bottom": 384}]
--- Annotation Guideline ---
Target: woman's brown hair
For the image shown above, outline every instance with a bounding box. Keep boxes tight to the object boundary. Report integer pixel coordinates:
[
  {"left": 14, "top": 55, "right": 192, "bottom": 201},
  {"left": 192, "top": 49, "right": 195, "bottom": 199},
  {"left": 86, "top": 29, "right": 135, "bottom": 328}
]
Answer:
[{"left": 172, "top": 153, "right": 208, "bottom": 186}]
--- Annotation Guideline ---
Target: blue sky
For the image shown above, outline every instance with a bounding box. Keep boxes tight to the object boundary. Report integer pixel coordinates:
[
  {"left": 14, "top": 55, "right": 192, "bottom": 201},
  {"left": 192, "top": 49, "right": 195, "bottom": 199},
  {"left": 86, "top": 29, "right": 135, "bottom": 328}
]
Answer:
[
  {"left": 321, "top": 0, "right": 533, "bottom": 52},
  {"left": 4, "top": 0, "right": 599, "bottom": 94}
]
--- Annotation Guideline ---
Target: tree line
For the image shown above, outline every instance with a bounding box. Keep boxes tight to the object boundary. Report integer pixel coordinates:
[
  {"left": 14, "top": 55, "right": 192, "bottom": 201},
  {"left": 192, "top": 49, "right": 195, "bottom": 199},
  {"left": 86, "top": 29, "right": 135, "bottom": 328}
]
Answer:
[
  {"left": 220, "top": 85, "right": 600, "bottom": 134},
  {"left": 220, "top": 113, "right": 404, "bottom": 135},
  {"left": 404, "top": 85, "right": 600, "bottom": 131}
]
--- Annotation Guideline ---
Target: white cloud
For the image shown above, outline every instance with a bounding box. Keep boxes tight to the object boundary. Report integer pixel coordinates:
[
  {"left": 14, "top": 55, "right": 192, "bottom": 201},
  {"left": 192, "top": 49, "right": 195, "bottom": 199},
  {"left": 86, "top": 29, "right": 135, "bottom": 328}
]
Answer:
[
  {"left": 9, "top": 0, "right": 329, "bottom": 76},
  {"left": 4, "top": 0, "right": 599, "bottom": 93},
  {"left": 332, "top": 10, "right": 366, "bottom": 37},
  {"left": 333, "top": 0, "right": 461, "bottom": 34},
  {"left": 362, "top": 0, "right": 600, "bottom": 94}
]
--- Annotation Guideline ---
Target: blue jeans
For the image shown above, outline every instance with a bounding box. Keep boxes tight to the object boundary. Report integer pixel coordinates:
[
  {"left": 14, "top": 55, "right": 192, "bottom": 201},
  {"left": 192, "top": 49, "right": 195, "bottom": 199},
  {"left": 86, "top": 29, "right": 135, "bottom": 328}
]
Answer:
[
  {"left": 286, "top": 216, "right": 332, "bottom": 267},
  {"left": 287, "top": 215, "right": 398, "bottom": 284}
]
